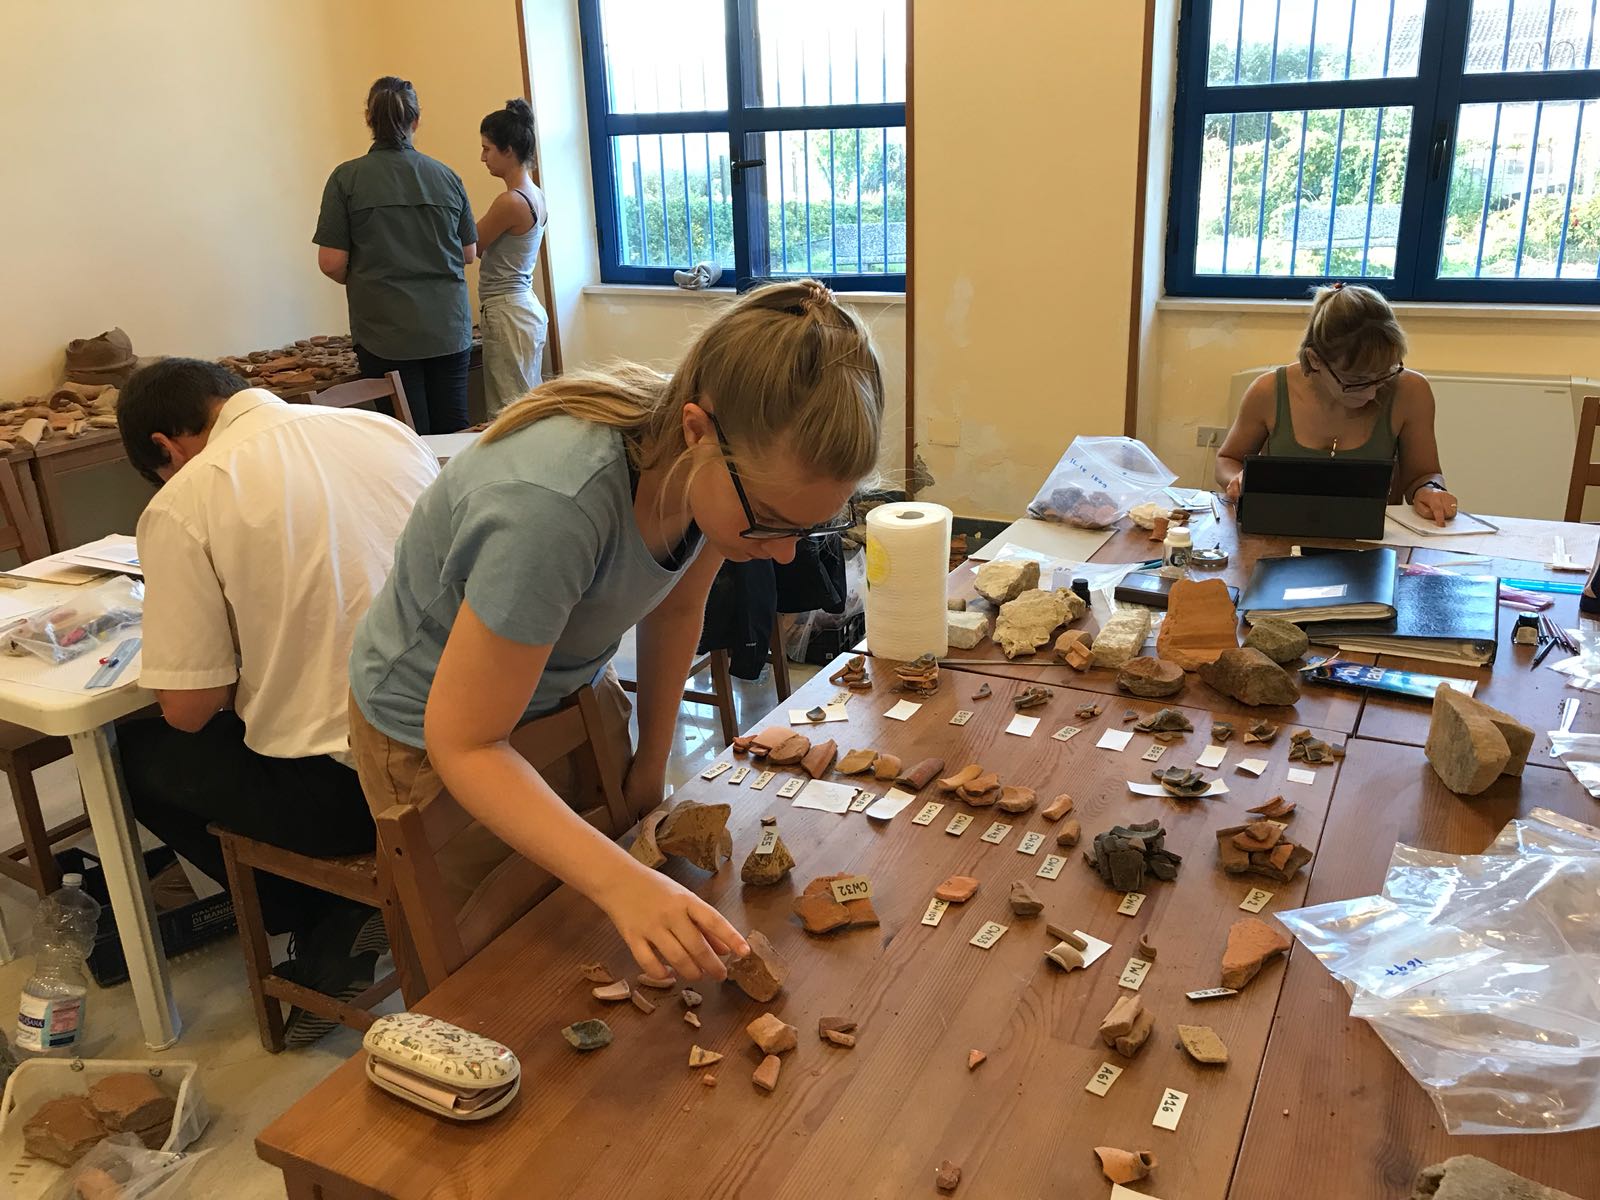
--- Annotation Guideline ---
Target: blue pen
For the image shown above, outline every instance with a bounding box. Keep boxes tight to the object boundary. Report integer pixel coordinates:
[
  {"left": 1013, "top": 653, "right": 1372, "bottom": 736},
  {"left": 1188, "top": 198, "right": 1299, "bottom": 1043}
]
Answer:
[{"left": 1504, "top": 578, "right": 1583, "bottom": 595}]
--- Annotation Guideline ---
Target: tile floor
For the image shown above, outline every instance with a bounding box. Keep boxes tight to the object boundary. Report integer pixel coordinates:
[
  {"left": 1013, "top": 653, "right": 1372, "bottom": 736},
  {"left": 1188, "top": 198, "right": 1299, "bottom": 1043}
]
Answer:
[{"left": 0, "top": 652, "right": 813, "bottom": 1197}]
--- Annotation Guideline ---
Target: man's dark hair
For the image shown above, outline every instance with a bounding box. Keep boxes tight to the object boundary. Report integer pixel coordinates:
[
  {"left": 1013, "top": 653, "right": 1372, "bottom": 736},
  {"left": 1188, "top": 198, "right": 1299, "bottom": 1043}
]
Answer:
[{"left": 118, "top": 358, "right": 248, "bottom": 486}]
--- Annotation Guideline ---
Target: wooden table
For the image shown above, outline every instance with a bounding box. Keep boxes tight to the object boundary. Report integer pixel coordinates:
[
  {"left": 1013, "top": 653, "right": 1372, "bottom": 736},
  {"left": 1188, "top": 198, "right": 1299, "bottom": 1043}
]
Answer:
[
  {"left": 259, "top": 660, "right": 1347, "bottom": 1199},
  {"left": 1229, "top": 738, "right": 1600, "bottom": 1198}
]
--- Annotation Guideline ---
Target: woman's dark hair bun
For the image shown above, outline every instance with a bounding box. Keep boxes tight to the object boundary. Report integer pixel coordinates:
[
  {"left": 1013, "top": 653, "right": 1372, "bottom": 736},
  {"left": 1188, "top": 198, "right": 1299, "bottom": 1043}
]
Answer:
[{"left": 481, "top": 98, "right": 537, "bottom": 164}]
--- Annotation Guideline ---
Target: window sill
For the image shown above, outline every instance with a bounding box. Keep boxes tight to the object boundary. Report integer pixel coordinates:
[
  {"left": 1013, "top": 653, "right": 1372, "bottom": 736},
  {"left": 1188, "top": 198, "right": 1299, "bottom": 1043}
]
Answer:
[
  {"left": 583, "top": 283, "right": 906, "bottom": 306},
  {"left": 1157, "top": 296, "right": 1600, "bottom": 322}
]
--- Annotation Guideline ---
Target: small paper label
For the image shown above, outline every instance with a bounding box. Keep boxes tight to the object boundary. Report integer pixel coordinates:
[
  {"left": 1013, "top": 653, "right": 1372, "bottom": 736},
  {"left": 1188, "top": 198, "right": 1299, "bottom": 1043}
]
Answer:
[
  {"left": 1016, "top": 831, "right": 1045, "bottom": 856},
  {"left": 921, "top": 897, "right": 949, "bottom": 927},
  {"left": 1005, "top": 714, "right": 1040, "bottom": 737},
  {"left": 969, "top": 921, "right": 1008, "bottom": 949},
  {"left": 1085, "top": 1061, "right": 1124, "bottom": 1096},
  {"left": 755, "top": 828, "right": 780, "bottom": 855},
  {"left": 912, "top": 801, "right": 945, "bottom": 826},
  {"left": 777, "top": 777, "right": 804, "bottom": 798},
  {"left": 1239, "top": 888, "right": 1274, "bottom": 913},
  {"left": 950, "top": 710, "right": 974, "bottom": 726},
  {"left": 848, "top": 789, "right": 874, "bottom": 812},
  {"left": 1152, "top": 1087, "right": 1188, "bottom": 1130},
  {"left": 1075, "top": 930, "right": 1113, "bottom": 967},
  {"left": 1186, "top": 987, "right": 1238, "bottom": 1001},
  {"left": 728, "top": 765, "right": 751, "bottom": 785},
  {"left": 1117, "top": 892, "right": 1146, "bottom": 917},
  {"left": 791, "top": 779, "right": 858, "bottom": 812},
  {"left": 1197, "top": 744, "right": 1227, "bottom": 769},
  {"left": 1287, "top": 767, "right": 1317, "bottom": 785},
  {"left": 1036, "top": 853, "right": 1066, "bottom": 880},
  {"left": 1052, "top": 725, "right": 1083, "bottom": 742},
  {"left": 1141, "top": 744, "right": 1167, "bottom": 762},
  {"left": 1237, "top": 758, "right": 1269, "bottom": 777},
  {"left": 751, "top": 770, "right": 777, "bottom": 791},
  {"left": 1283, "top": 584, "right": 1347, "bottom": 600},
  {"left": 829, "top": 876, "right": 873, "bottom": 902},
  {"left": 1119, "top": 958, "right": 1152, "bottom": 990},
  {"left": 884, "top": 700, "right": 922, "bottom": 721},
  {"left": 946, "top": 812, "right": 973, "bottom": 836},
  {"left": 700, "top": 761, "right": 733, "bottom": 780},
  {"left": 980, "top": 821, "right": 1012, "bottom": 844},
  {"left": 1097, "top": 729, "right": 1134, "bottom": 752}
]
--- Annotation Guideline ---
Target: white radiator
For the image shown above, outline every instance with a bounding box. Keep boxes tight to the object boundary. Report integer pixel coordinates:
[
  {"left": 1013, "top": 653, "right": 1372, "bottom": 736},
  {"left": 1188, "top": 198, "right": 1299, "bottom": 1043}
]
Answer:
[{"left": 1227, "top": 367, "right": 1599, "bottom": 521}]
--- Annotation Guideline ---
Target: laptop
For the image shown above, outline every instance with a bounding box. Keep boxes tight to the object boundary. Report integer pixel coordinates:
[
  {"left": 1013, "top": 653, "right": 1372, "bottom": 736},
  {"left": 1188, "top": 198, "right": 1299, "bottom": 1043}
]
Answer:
[{"left": 1237, "top": 455, "right": 1394, "bottom": 539}]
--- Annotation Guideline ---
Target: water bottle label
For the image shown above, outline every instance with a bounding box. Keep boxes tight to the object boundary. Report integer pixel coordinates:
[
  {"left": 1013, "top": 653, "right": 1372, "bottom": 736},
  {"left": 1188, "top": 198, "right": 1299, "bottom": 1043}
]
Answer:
[{"left": 17, "top": 994, "right": 85, "bottom": 1051}]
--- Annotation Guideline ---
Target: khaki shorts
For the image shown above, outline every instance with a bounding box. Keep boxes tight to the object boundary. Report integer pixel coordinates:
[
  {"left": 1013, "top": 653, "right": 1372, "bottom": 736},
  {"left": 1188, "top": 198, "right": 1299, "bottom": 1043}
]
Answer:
[{"left": 347, "top": 670, "right": 633, "bottom": 944}]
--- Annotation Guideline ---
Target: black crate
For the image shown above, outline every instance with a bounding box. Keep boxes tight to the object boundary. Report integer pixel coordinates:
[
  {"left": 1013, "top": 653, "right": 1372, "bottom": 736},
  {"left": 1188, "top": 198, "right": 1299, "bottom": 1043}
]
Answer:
[
  {"left": 798, "top": 610, "right": 866, "bottom": 666},
  {"left": 55, "top": 847, "right": 236, "bottom": 988}
]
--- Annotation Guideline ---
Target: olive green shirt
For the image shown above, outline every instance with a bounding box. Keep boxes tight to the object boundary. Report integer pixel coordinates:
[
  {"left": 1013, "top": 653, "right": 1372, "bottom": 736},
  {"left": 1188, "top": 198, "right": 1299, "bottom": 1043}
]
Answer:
[
  {"left": 1264, "top": 365, "right": 1399, "bottom": 459},
  {"left": 314, "top": 138, "right": 477, "bottom": 360}
]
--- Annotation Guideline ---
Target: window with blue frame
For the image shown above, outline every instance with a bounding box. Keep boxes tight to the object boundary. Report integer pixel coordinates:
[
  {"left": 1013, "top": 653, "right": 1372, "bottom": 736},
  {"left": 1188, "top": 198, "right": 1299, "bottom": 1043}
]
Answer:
[
  {"left": 1167, "top": 0, "right": 1600, "bottom": 302},
  {"left": 578, "top": 0, "right": 906, "bottom": 291}
]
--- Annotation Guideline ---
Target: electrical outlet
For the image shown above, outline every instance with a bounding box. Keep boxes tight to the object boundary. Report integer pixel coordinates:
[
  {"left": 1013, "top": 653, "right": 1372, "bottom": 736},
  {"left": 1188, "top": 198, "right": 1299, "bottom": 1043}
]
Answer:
[{"left": 1195, "top": 426, "right": 1226, "bottom": 448}]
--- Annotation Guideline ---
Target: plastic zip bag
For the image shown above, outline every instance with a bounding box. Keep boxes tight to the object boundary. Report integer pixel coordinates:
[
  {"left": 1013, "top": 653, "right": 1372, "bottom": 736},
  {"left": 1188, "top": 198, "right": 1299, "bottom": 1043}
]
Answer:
[
  {"left": 4, "top": 577, "right": 143, "bottom": 665},
  {"left": 1025, "top": 436, "right": 1176, "bottom": 530},
  {"left": 47, "top": 1133, "right": 210, "bottom": 1200}
]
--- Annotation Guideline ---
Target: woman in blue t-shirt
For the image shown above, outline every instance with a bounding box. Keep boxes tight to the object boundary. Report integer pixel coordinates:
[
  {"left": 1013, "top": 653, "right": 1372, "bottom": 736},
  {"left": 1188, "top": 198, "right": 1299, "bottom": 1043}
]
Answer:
[{"left": 349, "top": 279, "right": 884, "bottom": 983}]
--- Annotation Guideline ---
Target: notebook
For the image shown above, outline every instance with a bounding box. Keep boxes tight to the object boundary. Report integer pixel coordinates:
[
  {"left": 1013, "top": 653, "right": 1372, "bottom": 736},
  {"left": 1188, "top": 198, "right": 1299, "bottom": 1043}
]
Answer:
[
  {"left": 1306, "top": 572, "right": 1500, "bottom": 666},
  {"left": 1240, "top": 547, "right": 1399, "bottom": 623}
]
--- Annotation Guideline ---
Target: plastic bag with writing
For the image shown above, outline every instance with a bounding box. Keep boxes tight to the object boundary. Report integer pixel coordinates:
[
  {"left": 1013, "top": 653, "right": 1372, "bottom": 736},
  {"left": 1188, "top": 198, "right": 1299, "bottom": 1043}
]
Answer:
[{"left": 1026, "top": 436, "right": 1176, "bottom": 530}]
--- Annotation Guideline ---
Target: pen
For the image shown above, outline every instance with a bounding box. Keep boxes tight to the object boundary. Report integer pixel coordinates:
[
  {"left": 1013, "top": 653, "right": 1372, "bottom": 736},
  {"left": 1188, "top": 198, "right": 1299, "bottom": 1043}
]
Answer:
[{"left": 1532, "top": 639, "right": 1558, "bottom": 669}]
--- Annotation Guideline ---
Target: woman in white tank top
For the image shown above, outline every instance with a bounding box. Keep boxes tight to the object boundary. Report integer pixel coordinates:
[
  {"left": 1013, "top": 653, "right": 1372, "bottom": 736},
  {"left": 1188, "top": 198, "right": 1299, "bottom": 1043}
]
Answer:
[{"left": 475, "top": 99, "right": 549, "bottom": 415}]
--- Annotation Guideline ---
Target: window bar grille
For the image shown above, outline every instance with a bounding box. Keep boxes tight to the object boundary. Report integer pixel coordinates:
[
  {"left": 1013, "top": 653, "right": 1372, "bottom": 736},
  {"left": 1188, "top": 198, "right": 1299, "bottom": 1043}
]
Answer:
[
  {"left": 1254, "top": 113, "right": 1273, "bottom": 272},
  {"left": 1221, "top": 114, "right": 1239, "bottom": 271},
  {"left": 1308, "top": 0, "right": 1320, "bottom": 78},
  {"left": 1359, "top": 6, "right": 1395, "bottom": 277},
  {"left": 801, "top": 41, "right": 813, "bottom": 272},
  {"left": 855, "top": 27, "right": 864, "bottom": 271},
  {"left": 1234, "top": 0, "right": 1246, "bottom": 83},
  {"left": 881, "top": 9, "right": 889, "bottom": 273},
  {"left": 1542, "top": 0, "right": 1558, "bottom": 71},
  {"left": 1324, "top": 108, "right": 1349, "bottom": 272},
  {"left": 705, "top": 133, "right": 716, "bottom": 258},
  {"left": 1290, "top": 109, "right": 1310, "bottom": 272},
  {"left": 1554, "top": 102, "right": 1586, "bottom": 273},
  {"left": 658, "top": 135, "right": 671, "bottom": 262},
  {"left": 778, "top": 131, "right": 789, "bottom": 272},
  {"left": 1270, "top": 0, "right": 1283, "bottom": 81},
  {"left": 632, "top": 146, "right": 648, "bottom": 264},
  {"left": 1512, "top": 101, "right": 1546, "bottom": 277},
  {"left": 1473, "top": 103, "right": 1506, "bottom": 276},
  {"left": 826, "top": 27, "right": 836, "bottom": 273},
  {"left": 1587, "top": 0, "right": 1598, "bottom": 70},
  {"left": 1340, "top": 7, "right": 1356, "bottom": 87}
]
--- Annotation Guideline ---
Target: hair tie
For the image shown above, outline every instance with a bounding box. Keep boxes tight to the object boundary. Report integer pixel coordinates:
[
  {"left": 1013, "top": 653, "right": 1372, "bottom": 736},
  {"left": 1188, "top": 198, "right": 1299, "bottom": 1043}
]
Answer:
[
  {"left": 801, "top": 281, "right": 835, "bottom": 312},
  {"left": 1330, "top": 280, "right": 1345, "bottom": 291}
]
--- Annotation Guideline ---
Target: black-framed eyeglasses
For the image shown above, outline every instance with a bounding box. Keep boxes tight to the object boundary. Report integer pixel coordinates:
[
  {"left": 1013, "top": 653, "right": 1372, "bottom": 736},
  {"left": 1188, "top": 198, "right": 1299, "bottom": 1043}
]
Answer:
[
  {"left": 1324, "top": 360, "right": 1404, "bottom": 394},
  {"left": 708, "top": 413, "right": 854, "bottom": 541}
]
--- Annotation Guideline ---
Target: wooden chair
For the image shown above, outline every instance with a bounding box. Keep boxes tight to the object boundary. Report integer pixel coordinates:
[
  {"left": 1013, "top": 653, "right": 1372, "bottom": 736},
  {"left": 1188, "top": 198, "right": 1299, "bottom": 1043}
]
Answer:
[
  {"left": 1564, "top": 395, "right": 1600, "bottom": 522},
  {"left": 213, "top": 828, "right": 418, "bottom": 1053},
  {"left": 297, "top": 370, "right": 416, "bottom": 432},
  {"left": 0, "top": 459, "right": 82, "bottom": 895},
  {"left": 377, "top": 684, "right": 629, "bottom": 991},
  {"left": 620, "top": 624, "right": 794, "bottom": 749}
]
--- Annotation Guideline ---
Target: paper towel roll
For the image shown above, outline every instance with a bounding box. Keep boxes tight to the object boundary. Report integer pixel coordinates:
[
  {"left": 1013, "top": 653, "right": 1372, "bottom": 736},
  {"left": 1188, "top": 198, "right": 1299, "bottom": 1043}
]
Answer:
[{"left": 865, "top": 501, "right": 953, "bottom": 661}]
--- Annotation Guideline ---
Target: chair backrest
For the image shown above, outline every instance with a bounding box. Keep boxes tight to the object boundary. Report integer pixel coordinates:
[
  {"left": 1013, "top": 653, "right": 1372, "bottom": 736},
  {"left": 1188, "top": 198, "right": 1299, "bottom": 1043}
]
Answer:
[
  {"left": 376, "top": 684, "right": 631, "bottom": 992},
  {"left": 0, "top": 463, "right": 47, "bottom": 563},
  {"left": 305, "top": 370, "right": 416, "bottom": 431},
  {"left": 1565, "top": 395, "right": 1600, "bottom": 523}
]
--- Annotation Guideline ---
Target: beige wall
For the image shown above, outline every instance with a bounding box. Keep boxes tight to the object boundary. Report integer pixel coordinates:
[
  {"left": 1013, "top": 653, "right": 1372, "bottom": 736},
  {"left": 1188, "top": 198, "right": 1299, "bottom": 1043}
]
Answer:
[
  {"left": 912, "top": 1, "right": 1148, "bottom": 520},
  {"left": 0, "top": 0, "right": 378, "bottom": 399},
  {"left": 1151, "top": 304, "right": 1600, "bottom": 490}
]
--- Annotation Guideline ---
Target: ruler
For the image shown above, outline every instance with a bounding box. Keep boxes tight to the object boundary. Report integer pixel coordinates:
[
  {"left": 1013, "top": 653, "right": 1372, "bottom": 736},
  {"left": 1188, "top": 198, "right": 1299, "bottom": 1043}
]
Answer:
[{"left": 85, "top": 637, "right": 141, "bottom": 689}]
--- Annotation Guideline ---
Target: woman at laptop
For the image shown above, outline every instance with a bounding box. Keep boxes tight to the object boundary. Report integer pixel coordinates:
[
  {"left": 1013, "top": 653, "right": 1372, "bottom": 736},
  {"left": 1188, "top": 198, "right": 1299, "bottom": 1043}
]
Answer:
[{"left": 1215, "top": 283, "right": 1457, "bottom": 526}]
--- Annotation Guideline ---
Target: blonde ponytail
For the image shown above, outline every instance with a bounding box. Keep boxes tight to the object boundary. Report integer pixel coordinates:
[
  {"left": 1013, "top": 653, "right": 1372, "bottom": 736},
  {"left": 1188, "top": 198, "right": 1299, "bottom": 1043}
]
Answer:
[{"left": 483, "top": 279, "right": 883, "bottom": 484}]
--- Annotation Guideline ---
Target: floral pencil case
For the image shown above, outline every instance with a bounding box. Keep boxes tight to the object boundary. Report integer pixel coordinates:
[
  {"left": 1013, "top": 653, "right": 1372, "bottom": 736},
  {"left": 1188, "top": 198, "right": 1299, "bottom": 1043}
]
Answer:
[{"left": 363, "top": 1012, "right": 521, "bottom": 1121}]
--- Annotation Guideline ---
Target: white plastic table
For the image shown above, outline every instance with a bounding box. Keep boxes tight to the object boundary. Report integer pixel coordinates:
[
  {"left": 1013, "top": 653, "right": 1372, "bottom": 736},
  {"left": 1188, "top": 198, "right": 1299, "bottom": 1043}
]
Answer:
[{"left": 0, "top": 582, "right": 178, "bottom": 1049}]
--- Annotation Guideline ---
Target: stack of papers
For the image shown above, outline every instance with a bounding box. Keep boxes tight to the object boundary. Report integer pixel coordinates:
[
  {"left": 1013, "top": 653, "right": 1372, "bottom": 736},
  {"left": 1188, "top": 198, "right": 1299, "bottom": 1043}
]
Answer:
[{"left": 11, "top": 534, "right": 141, "bottom": 584}]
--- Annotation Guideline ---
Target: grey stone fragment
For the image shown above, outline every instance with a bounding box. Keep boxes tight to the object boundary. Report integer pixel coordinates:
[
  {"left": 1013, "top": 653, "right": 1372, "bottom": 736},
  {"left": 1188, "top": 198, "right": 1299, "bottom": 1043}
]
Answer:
[
  {"left": 1244, "top": 618, "right": 1309, "bottom": 664},
  {"left": 1412, "top": 1156, "right": 1581, "bottom": 1200},
  {"left": 1199, "top": 648, "right": 1302, "bottom": 706}
]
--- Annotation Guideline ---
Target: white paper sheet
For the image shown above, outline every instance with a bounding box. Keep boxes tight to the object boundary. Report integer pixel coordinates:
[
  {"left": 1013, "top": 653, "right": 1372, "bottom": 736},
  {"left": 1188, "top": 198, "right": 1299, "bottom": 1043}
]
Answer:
[
  {"left": 1287, "top": 767, "right": 1317, "bottom": 785},
  {"left": 1005, "top": 714, "right": 1040, "bottom": 737},
  {"left": 791, "top": 779, "right": 858, "bottom": 813},
  {"left": 1197, "top": 744, "right": 1227, "bottom": 768},
  {"left": 1127, "top": 780, "right": 1229, "bottom": 797},
  {"left": 1075, "top": 931, "right": 1112, "bottom": 968},
  {"left": 1096, "top": 729, "right": 1134, "bottom": 752},
  {"left": 865, "top": 787, "right": 918, "bottom": 820},
  {"left": 884, "top": 700, "right": 922, "bottom": 721},
  {"left": 1237, "top": 758, "right": 1269, "bottom": 776}
]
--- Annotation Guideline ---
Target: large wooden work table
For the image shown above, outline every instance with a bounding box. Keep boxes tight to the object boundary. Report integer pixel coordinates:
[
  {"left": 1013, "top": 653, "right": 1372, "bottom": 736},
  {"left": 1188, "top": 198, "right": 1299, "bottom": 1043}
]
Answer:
[{"left": 258, "top": 515, "right": 1600, "bottom": 1199}]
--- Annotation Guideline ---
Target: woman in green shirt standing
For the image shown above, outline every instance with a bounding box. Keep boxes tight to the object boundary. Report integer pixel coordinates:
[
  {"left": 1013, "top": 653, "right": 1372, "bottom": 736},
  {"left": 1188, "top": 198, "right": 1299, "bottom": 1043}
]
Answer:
[
  {"left": 1215, "top": 283, "right": 1458, "bottom": 525},
  {"left": 314, "top": 77, "right": 478, "bottom": 435}
]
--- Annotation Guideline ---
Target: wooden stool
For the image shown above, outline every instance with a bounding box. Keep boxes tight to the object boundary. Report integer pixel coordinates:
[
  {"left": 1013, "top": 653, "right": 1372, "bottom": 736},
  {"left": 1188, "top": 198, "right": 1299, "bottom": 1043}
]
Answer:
[
  {"left": 0, "top": 722, "right": 85, "bottom": 897},
  {"left": 212, "top": 828, "right": 418, "bottom": 1052}
]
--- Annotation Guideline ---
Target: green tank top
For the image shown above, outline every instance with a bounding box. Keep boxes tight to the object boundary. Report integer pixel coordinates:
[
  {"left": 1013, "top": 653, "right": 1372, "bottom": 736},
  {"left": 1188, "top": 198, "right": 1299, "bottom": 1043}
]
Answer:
[{"left": 1264, "top": 366, "right": 1398, "bottom": 459}]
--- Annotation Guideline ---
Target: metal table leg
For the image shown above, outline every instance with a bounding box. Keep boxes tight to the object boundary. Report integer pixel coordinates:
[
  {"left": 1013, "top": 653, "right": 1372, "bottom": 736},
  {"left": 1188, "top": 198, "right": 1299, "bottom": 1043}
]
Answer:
[{"left": 70, "top": 722, "right": 181, "bottom": 1049}]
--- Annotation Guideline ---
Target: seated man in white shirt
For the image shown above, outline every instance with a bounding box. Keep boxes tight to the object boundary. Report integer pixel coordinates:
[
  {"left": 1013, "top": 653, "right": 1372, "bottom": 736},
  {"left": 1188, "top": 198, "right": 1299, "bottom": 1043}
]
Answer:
[{"left": 115, "top": 358, "right": 438, "bottom": 1046}]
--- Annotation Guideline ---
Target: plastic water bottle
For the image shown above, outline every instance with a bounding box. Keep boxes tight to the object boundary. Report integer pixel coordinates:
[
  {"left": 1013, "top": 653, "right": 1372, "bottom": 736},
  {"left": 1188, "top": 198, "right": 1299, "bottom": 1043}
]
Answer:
[{"left": 15, "top": 873, "right": 101, "bottom": 1055}]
